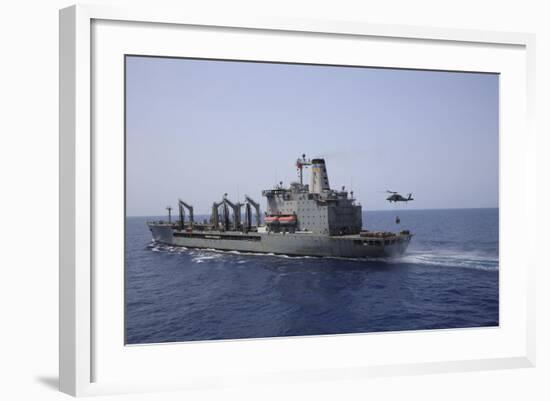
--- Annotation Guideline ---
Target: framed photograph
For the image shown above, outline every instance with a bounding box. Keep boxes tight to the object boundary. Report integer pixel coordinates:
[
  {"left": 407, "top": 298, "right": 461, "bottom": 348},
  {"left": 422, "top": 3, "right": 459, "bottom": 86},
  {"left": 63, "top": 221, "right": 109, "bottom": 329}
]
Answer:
[{"left": 59, "top": 4, "right": 536, "bottom": 396}]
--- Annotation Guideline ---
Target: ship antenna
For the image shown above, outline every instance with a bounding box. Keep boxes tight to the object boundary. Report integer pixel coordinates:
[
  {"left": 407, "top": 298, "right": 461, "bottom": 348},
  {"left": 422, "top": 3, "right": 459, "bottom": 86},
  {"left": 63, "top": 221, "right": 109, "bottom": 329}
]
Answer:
[
  {"left": 166, "top": 206, "right": 172, "bottom": 223},
  {"left": 297, "top": 153, "right": 308, "bottom": 186}
]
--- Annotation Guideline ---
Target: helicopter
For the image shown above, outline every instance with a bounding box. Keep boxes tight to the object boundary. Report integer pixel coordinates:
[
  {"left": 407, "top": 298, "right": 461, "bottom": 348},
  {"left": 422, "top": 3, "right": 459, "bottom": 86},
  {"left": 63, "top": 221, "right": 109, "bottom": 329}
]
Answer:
[{"left": 386, "top": 190, "right": 414, "bottom": 203}]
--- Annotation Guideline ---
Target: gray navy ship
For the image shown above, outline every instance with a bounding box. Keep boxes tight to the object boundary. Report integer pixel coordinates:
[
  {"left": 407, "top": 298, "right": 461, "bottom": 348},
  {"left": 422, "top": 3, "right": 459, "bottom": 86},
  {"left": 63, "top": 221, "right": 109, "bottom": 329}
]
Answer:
[{"left": 147, "top": 155, "right": 412, "bottom": 258}]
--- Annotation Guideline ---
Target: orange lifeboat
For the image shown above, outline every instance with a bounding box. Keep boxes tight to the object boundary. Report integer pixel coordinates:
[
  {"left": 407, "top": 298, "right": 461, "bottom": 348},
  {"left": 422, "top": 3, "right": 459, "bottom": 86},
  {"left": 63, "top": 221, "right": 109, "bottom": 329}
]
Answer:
[
  {"left": 278, "top": 215, "right": 297, "bottom": 225},
  {"left": 264, "top": 215, "right": 280, "bottom": 224}
]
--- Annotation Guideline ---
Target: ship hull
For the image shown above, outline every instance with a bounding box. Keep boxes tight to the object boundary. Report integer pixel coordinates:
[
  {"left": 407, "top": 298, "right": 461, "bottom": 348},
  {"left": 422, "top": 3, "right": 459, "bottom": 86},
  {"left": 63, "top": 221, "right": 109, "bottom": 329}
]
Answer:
[{"left": 148, "top": 223, "right": 411, "bottom": 258}]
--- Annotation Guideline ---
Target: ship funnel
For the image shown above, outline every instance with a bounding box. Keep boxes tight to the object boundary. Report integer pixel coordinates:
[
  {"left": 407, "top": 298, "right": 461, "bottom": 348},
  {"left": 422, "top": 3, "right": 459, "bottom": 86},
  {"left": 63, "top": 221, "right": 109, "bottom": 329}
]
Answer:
[{"left": 310, "top": 158, "right": 330, "bottom": 193}]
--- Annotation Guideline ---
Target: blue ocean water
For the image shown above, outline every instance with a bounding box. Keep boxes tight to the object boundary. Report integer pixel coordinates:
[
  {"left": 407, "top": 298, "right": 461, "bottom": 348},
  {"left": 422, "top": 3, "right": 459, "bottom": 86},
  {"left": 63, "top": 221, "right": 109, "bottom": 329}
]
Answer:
[{"left": 125, "top": 208, "right": 499, "bottom": 344}]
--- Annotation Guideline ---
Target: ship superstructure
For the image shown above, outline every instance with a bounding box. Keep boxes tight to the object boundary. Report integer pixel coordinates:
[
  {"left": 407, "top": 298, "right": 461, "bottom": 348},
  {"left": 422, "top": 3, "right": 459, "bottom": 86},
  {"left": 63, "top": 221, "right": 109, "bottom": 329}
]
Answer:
[
  {"left": 147, "top": 155, "right": 412, "bottom": 258},
  {"left": 263, "top": 157, "right": 362, "bottom": 236}
]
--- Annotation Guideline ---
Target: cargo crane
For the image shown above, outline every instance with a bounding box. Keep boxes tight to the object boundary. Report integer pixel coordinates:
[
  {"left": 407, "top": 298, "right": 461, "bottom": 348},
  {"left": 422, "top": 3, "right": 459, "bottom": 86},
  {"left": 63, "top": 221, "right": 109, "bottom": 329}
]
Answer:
[
  {"left": 211, "top": 200, "right": 223, "bottom": 229},
  {"left": 222, "top": 201, "right": 230, "bottom": 231},
  {"left": 178, "top": 199, "right": 194, "bottom": 229},
  {"left": 244, "top": 195, "right": 261, "bottom": 231},
  {"left": 222, "top": 194, "right": 242, "bottom": 231}
]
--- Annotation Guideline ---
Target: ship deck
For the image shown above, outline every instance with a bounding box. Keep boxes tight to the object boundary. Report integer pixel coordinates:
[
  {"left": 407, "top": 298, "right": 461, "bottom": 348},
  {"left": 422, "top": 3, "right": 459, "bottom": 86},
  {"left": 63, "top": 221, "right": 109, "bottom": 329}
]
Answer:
[
  {"left": 147, "top": 222, "right": 412, "bottom": 258},
  {"left": 148, "top": 222, "right": 411, "bottom": 243}
]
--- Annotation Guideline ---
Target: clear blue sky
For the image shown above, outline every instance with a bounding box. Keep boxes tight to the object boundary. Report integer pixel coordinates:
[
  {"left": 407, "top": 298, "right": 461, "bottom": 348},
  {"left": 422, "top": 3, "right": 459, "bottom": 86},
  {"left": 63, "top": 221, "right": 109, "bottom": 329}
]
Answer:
[{"left": 126, "top": 56, "right": 498, "bottom": 216}]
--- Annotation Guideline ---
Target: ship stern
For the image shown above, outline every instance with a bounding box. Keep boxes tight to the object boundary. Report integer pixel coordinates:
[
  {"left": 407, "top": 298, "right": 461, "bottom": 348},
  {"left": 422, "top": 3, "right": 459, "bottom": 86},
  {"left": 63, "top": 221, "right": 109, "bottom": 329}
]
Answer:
[{"left": 383, "top": 233, "right": 412, "bottom": 257}]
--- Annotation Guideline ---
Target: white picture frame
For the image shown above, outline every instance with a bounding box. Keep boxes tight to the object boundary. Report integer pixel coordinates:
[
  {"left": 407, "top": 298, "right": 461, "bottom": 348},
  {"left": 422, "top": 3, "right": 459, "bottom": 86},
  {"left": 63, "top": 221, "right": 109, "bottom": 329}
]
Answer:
[{"left": 59, "top": 4, "right": 536, "bottom": 397}]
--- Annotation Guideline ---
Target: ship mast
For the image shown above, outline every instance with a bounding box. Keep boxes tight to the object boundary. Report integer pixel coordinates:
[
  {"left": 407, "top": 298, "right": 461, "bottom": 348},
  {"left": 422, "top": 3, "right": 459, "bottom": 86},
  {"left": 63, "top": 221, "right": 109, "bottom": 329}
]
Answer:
[{"left": 296, "top": 154, "right": 311, "bottom": 186}]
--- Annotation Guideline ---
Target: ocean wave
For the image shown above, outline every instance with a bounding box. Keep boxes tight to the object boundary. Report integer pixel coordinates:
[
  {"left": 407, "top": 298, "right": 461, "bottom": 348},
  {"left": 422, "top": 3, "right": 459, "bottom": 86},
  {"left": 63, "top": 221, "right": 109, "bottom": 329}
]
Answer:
[
  {"left": 192, "top": 254, "right": 223, "bottom": 263},
  {"left": 149, "top": 243, "right": 320, "bottom": 261},
  {"left": 147, "top": 241, "right": 498, "bottom": 270},
  {"left": 398, "top": 250, "right": 499, "bottom": 271}
]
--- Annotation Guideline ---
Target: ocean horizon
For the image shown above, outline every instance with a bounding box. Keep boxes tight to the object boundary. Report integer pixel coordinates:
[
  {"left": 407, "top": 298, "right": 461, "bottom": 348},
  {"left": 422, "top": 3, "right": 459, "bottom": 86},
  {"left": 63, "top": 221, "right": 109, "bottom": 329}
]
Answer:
[{"left": 127, "top": 206, "right": 499, "bottom": 219}]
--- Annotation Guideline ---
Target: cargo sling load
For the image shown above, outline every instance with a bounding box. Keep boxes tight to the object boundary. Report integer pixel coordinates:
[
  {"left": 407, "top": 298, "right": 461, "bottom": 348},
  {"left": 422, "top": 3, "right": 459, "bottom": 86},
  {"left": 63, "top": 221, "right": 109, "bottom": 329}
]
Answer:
[{"left": 147, "top": 155, "right": 412, "bottom": 257}]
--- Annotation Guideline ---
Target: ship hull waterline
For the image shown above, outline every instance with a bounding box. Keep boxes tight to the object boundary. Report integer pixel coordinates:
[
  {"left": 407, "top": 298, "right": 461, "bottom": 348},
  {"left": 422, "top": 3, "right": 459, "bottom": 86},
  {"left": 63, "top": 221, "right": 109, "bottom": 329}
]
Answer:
[{"left": 148, "top": 223, "right": 412, "bottom": 258}]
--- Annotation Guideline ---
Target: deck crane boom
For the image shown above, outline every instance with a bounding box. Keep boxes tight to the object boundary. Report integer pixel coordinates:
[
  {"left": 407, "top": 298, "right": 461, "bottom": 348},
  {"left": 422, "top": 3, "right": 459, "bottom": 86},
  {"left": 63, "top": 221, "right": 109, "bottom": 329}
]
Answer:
[
  {"left": 178, "top": 199, "right": 194, "bottom": 229},
  {"left": 211, "top": 200, "right": 223, "bottom": 229},
  {"left": 222, "top": 195, "right": 242, "bottom": 230},
  {"left": 244, "top": 195, "right": 261, "bottom": 230}
]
